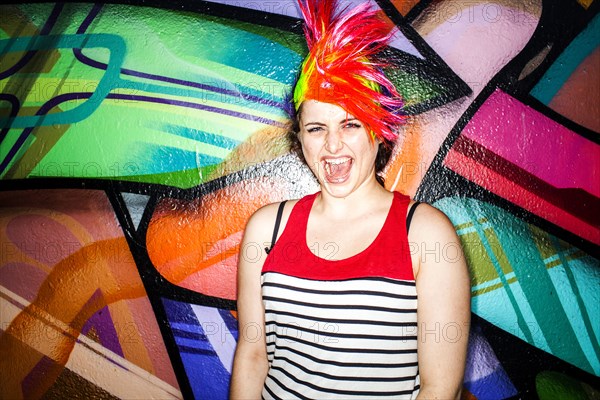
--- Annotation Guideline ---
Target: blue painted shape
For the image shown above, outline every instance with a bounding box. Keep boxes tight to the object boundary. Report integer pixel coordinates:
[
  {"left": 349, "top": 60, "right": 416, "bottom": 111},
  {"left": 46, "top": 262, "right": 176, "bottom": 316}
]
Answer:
[
  {"left": 175, "top": 335, "right": 216, "bottom": 352},
  {"left": 463, "top": 327, "right": 518, "bottom": 399},
  {"left": 0, "top": 33, "right": 125, "bottom": 129},
  {"left": 163, "top": 298, "right": 231, "bottom": 400},
  {"left": 531, "top": 14, "right": 600, "bottom": 104},
  {"left": 464, "top": 366, "right": 518, "bottom": 400},
  {"left": 219, "top": 308, "right": 239, "bottom": 342},
  {"left": 132, "top": 143, "right": 222, "bottom": 175}
]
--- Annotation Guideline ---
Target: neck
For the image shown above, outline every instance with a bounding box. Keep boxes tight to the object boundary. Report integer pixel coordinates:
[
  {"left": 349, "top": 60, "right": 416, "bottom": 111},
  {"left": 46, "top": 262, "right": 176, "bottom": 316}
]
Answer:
[{"left": 315, "top": 175, "right": 391, "bottom": 219}]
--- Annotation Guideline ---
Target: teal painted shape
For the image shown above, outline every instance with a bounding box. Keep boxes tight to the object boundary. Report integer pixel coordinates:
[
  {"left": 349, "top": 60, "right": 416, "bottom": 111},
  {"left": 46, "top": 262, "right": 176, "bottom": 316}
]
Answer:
[
  {"left": 434, "top": 196, "right": 600, "bottom": 375},
  {"left": 184, "top": 21, "right": 303, "bottom": 84},
  {"left": 530, "top": 14, "right": 600, "bottom": 104},
  {"left": 493, "top": 214, "right": 592, "bottom": 372},
  {"left": 470, "top": 280, "right": 528, "bottom": 340},
  {"left": 160, "top": 123, "right": 240, "bottom": 150},
  {"left": 130, "top": 143, "right": 222, "bottom": 174},
  {"left": 546, "top": 235, "right": 600, "bottom": 373},
  {"left": 458, "top": 200, "right": 535, "bottom": 345},
  {"left": 0, "top": 33, "right": 125, "bottom": 129}
]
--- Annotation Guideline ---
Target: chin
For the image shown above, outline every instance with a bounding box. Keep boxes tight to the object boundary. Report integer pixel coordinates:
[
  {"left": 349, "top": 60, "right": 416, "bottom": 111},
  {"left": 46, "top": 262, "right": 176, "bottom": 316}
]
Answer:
[{"left": 320, "top": 177, "right": 359, "bottom": 198}]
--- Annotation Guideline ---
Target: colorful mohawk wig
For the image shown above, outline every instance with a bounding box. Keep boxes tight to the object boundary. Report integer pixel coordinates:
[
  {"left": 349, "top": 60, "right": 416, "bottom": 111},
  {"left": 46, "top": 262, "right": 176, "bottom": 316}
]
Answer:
[{"left": 293, "top": 0, "right": 405, "bottom": 141}]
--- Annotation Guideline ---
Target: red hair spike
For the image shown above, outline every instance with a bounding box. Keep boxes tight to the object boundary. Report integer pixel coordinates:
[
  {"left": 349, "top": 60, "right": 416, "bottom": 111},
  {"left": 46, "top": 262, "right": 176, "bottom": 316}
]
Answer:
[{"left": 294, "top": 0, "right": 406, "bottom": 141}]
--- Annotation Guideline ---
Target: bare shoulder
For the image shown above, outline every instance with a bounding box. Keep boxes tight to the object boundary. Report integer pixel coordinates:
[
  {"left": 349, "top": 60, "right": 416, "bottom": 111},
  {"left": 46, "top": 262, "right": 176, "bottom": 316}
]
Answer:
[
  {"left": 407, "top": 202, "right": 465, "bottom": 279},
  {"left": 244, "top": 198, "right": 300, "bottom": 244},
  {"left": 408, "top": 201, "right": 457, "bottom": 241}
]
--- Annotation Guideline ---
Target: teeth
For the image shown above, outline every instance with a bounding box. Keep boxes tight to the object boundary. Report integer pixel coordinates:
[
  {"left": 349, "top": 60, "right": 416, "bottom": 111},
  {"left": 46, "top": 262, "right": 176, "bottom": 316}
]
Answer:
[
  {"left": 324, "top": 157, "right": 350, "bottom": 165},
  {"left": 322, "top": 157, "right": 351, "bottom": 177}
]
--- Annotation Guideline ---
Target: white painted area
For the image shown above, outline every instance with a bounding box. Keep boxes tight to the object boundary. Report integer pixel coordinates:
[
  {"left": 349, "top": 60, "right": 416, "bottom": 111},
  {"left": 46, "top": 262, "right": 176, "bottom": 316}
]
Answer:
[
  {"left": 201, "top": 0, "right": 423, "bottom": 57},
  {"left": 191, "top": 304, "right": 237, "bottom": 373},
  {"left": 121, "top": 192, "right": 150, "bottom": 230}
]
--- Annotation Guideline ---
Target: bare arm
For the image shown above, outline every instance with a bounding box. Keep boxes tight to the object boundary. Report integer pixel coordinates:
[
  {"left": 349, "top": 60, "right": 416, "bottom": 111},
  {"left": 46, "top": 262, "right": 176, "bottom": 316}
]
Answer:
[
  {"left": 230, "top": 205, "right": 277, "bottom": 399},
  {"left": 410, "top": 204, "right": 471, "bottom": 399}
]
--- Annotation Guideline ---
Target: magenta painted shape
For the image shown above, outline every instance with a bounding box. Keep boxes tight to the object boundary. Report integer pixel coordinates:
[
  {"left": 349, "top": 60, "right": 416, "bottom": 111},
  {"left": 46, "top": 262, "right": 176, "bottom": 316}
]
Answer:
[{"left": 461, "top": 89, "right": 600, "bottom": 197}]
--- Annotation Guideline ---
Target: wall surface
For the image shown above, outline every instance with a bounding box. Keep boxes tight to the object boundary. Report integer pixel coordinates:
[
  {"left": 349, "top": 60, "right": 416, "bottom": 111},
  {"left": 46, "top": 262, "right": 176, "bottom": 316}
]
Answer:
[{"left": 0, "top": 1, "right": 598, "bottom": 399}]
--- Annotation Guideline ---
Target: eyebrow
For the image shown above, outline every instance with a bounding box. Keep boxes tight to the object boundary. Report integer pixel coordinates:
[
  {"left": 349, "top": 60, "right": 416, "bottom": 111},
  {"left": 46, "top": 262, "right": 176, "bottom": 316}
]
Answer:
[{"left": 303, "top": 118, "right": 359, "bottom": 126}]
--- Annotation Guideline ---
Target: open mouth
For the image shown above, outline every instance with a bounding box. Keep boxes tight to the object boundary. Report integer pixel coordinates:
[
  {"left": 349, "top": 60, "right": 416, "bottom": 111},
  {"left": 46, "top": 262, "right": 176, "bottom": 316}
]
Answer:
[{"left": 322, "top": 157, "right": 353, "bottom": 183}]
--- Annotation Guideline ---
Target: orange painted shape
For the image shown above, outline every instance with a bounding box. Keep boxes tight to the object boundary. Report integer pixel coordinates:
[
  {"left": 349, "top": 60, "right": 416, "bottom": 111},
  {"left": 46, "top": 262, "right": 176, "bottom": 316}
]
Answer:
[
  {"left": 147, "top": 178, "right": 288, "bottom": 299},
  {"left": 384, "top": 119, "right": 425, "bottom": 196},
  {"left": 390, "top": 0, "right": 421, "bottom": 16}
]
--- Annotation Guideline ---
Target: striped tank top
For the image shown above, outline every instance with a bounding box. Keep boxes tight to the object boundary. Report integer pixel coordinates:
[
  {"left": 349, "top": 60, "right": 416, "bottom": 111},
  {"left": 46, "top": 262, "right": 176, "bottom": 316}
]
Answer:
[{"left": 261, "top": 191, "right": 420, "bottom": 399}]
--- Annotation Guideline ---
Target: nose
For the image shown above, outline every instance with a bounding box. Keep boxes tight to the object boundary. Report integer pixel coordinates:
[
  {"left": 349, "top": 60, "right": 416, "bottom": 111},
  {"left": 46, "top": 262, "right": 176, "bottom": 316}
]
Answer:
[{"left": 325, "top": 129, "right": 342, "bottom": 153}]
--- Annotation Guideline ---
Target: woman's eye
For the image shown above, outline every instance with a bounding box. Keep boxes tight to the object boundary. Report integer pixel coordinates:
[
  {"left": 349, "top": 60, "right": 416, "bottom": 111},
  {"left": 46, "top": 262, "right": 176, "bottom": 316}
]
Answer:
[
  {"left": 343, "top": 122, "right": 361, "bottom": 129},
  {"left": 306, "top": 126, "right": 324, "bottom": 133}
]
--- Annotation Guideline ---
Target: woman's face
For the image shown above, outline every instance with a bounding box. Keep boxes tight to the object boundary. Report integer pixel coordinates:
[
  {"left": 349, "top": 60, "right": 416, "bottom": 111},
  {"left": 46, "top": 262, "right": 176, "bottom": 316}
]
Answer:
[{"left": 299, "top": 100, "right": 379, "bottom": 198}]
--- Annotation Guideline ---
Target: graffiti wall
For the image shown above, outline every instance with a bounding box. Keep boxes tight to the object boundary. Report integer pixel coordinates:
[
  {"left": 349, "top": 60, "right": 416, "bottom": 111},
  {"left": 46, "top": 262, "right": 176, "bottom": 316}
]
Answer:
[{"left": 1, "top": 0, "right": 598, "bottom": 399}]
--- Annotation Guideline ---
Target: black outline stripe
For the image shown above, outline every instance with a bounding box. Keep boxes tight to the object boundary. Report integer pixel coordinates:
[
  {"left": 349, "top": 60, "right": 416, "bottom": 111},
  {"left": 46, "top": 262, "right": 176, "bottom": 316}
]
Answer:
[
  {"left": 262, "top": 281, "right": 417, "bottom": 300},
  {"left": 265, "top": 374, "right": 311, "bottom": 400},
  {"left": 263, "top": 295, "right": 416, "bottom": 314},
  {"left": 265, "top": 309, "right": 418, "bottom": 328},
  {"left": 265, "top": 332, "right": 418, "bottom": 355},
  {"left": 265, "top": 321, "right": 418, "bottom": 341},
  {"left": 268, "top": 365, "right": 416, "bottom": 397},
  {"left": 271, "top": 355, "right": 418, "bottom": 383},
  {"left": 262, "top": 271, "right": 416, "bottom": 286},
  {"left": 267, "top": 344, "right": 419, "bottom": 369}
]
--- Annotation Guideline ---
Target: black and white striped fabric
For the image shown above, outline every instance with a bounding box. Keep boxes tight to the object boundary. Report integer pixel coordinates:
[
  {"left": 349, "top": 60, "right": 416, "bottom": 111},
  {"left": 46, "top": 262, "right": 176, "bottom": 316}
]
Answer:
[{"left": 261, "top": 272, "right": 420, "bottom": 399}]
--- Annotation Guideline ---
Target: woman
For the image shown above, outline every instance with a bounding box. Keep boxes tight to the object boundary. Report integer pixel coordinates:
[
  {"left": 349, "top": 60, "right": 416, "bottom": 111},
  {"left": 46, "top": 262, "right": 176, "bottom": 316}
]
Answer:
[{"left": 230, "top": 1, "right": 470, "bottom": 398}]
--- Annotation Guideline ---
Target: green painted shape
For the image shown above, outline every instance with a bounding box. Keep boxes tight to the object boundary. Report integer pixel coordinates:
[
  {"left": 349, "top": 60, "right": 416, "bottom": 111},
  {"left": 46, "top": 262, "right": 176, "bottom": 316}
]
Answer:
[
  {"left": 458, "top": 228, "right": 502, "bottom": 290},
  {"left": 0, "top": 33, "right": 126, "bottom": 128},
  {"left": 386, "top": 67, "right": 445, "bottom": 107},
  {"left": 91, "top": 4, "right": 301, "bottom": 85},
  {"left": 227, "top": 19, "right": 305, "bottom": 55},
  {"left": 196, "top": 12, "right": 307, "bottom": 59},
  {"left": 536, "top": 371, "right": 593, "bottom": 400},
  {"left": 104, "top": 164, "right": 219, "bottom": 188},
  {"left": 30, "top": 103, "right": 234, "bottom": 176}
]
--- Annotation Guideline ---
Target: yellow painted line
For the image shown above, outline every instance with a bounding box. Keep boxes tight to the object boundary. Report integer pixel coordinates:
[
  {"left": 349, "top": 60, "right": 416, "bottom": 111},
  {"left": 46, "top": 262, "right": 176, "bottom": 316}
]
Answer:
[{"left": 472, "top": 276, "right": 518, "bottom": 297}]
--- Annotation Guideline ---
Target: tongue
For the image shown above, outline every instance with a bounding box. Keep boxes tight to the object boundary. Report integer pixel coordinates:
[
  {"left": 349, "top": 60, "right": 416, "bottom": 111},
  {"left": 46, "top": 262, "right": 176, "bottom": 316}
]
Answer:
[{"left": 325, "top": 160, "right": 352, "bottom": 182}]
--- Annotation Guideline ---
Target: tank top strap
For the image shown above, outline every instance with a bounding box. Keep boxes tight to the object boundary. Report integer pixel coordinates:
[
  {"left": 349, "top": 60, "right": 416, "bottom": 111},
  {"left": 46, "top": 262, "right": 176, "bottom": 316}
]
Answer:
[
  {"left": 274, "top": 192, "right": 318, "bottom": 242},
  {"left": 389, "top": 191, "right": 411, "bottom": 229}
]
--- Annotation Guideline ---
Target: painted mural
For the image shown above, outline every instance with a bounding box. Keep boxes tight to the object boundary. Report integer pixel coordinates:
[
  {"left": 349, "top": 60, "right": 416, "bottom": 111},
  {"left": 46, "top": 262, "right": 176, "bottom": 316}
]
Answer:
[{"left": 0, "top": 0, "right": 598, "bottom": 399}]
